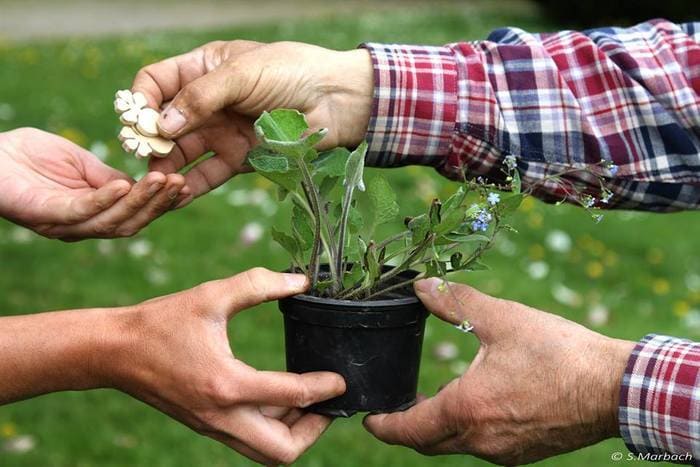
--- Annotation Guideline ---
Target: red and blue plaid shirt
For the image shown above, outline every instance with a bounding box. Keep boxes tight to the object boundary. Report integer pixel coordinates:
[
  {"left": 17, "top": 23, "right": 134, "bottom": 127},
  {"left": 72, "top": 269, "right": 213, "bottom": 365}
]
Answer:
[{"left": 362, "top": 19, "right": 700, "bottom": 461}]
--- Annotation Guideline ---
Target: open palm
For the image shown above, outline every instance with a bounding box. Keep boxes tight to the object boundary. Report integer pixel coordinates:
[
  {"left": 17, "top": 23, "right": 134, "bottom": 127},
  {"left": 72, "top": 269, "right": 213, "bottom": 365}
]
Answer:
[{"left": 0, "top": 128, "right": 188, "bottom": 240}]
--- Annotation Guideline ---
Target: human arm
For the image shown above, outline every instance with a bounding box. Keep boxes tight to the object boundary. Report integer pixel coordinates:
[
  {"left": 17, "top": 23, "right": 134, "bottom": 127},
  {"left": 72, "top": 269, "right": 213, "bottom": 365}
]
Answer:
[
  {"left": 132, "top": 20, "right": 700, "bottom": 211},
  {"left": 362, "top": 278, "right": 641, "bottom": 464},
  {"left": 0, "top": 268, "right": 345, "bottom": 465},
  {"left": 0, "top": 128, "right": 190, "bottom": 239}
]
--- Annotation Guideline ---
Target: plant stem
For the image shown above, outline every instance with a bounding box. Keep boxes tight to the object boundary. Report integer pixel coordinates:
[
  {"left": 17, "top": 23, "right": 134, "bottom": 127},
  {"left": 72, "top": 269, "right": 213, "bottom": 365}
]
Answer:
[
  {"left": 298, "top": 155, "right": 325, "bottom": 286},
  {"left": 334, "top": 184, "right": 354, "bottom": 291},
  {"left": 363, "top": 273, "right": 425, "bottom": 301},
  {"left": 291, "top": 191, "right": 336, "bottom": 281}
]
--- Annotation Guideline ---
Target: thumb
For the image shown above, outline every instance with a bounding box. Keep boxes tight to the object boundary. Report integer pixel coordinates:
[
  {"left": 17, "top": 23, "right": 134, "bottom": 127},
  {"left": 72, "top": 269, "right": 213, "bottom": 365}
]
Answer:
[
  {"left": 157, "top": 63, "right": 245, "bottom": 138},
  {"left": 235, "top": 369, "right": 346, "bottom": 408},
  {"left": 414, "top": 277, "right": 501, "bottom": 341},
  {"left": 198, "top": 268, "right": 309, "bottom": 319}
]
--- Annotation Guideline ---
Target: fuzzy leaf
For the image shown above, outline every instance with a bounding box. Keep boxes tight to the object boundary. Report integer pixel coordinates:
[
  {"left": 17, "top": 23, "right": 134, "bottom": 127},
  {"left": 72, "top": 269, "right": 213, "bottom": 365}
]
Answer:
[
  {"left": 435, "top": 208, "right": 464, "bottom": 235},
  {"left": 368, "top": 175, "right": 399, "bottom": 227},
  {"left": 343, "top": 141, "right": 367, "bottom": 192},
  {"left": 254, "top": 109, "right": 325, "bottom": 159},
  {"left": 343, "top": 263, "right": 365, "bottom": 290},
  {"left": 271, "top": 227, "right": 301, "bottom": 265},
  {"left": 442, "top": 186, "right": 467, "bottom": 215},
  {"left": 429, "top": 199, "right": 442, "bottom": 226},
  {"left": 314, "top": 148, "right": 350, "bottom": 178},
  {"left": 291, "top": 204, "right": 314, "bottom": 251},
  {"left": 247, "top": 146, "right": 300, "bottom": 193}
]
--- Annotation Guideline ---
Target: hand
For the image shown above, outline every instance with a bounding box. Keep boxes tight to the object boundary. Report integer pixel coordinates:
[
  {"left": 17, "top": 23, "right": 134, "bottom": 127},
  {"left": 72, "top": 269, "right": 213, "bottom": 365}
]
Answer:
[
  {"left": 363, "top": 278, "right": 636, "bottom": 465},
  {"left": 0, "top": 128, "right": 190, "bottom": 240},
  {"left": 132, "top": 40, "right": 373, "bottom": 204},
  {"left": 100, "top": 268, "right": 345, "bottom": 464}
]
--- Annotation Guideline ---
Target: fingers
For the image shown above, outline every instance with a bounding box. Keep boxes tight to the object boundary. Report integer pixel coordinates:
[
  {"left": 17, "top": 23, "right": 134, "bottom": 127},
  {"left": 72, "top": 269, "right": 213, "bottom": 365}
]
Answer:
[
  {"left": 157, "top": 64, "right": 245, "bottom": 138},
  {"left": 44, "top": 172, "right": 187, "bottom": 239},
  {"left": 235, "top": 369, "right": 346, "bottom": 408},
  {"left": 47, "top": 179, "right": 131, "bottom": 224},
  {"left": 363, "top": 394, "right": 454, "bottom": 453},
  {"left": 414, "top": 278, "right": 502, "bottom": 341},
  {"left": 226, "top": 408, "right": 333, "bottom": 465},
  {"left": 197, "top": 268, "right": 310, "bottom": 318}
]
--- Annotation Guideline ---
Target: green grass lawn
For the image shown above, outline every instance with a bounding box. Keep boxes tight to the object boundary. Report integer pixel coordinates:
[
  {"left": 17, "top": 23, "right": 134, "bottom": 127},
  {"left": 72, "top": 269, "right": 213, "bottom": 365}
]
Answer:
[{"left": 1, "top": 2, "right": 699, "bottom": 465}]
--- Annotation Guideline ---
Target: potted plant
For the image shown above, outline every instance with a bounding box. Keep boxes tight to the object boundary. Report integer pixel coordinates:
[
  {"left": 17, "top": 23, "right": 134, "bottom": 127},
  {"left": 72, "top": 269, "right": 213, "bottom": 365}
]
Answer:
[{"left": 247, "top": 109, "right": 613, "bottom": 417}]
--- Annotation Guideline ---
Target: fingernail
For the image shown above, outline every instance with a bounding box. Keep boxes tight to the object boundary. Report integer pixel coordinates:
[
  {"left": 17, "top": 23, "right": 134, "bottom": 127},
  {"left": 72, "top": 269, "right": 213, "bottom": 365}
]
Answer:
[
  {"left": 167, "top": 186, "right": 180, "bottom": 199},
  {"left": 284, "top": 273, "right": 308, "bottom": 291},
  {"left": 415, "top": 277, "right": 442, "bottom": 295},
  {"left": 159, "top": 106, "right": 186, "bottom": 135},
  {"left": 147, "top": 182, "right": 163, "bottom": 196}
]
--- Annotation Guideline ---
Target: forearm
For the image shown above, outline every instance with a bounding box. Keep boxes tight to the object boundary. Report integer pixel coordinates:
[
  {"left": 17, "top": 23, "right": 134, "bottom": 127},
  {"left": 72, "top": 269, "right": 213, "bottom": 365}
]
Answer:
[
  {"left": 0, "top": 307, "right": 124, "bottom": 404},
  {"left": 361, "top": 20, "right": 700, "bottom": 212}
]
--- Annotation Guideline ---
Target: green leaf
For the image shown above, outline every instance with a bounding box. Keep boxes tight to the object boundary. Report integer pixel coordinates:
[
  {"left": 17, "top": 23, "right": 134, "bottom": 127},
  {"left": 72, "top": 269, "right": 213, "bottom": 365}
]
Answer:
[
  {"left": 367, "top": 175, "right": 399, "bottom": 227},
  {"left": 429, "top": 199, "right": 442, "bottom": 226},
  {"left": 255, "top": 109, "right": 308, "bottom": 142},
  {"left": 291, "top": 204, "right": 314, "bottom": 251},
  {"left": 253, "top": 109, "right": 326, "bottom": 160},
  {"left": 248, "top": 146, "right": 301, "bottom": 193},
  {"left": 511, "top": 169, "right": 522, "bottom": 194},
  {"left": 313, "top": 148, "right": 350, "bottom": 178},
  {"left": 407, "top": 214, "right": 430, "bottom": 246},
  {"left": 467, "top": 261, "right": 490, "bottom": 271},
  {"left": 441, "top": 233, "right": 491, "bottom": 244},
  {"left": 318, "top": 176, "right": 339, "bottom": 201},
  {"left": 344, "top": 141, "right": 367, "bottom": 192},
  {"left": 435, "top": 208, "right": 464, "bottom": 235},
  {"left": 442, "top": 186, "right": 467, "bottom": 215},
  {"left": 500, "top": 194, "right": 524, "bottom": 215},
  {"left": 271, "top": 227, "right": 302, "bottom": 266},
  {"left": 342, "top": 263, "right": 365, "bottom": 290},
  {"left": 362, "top": 241, "right": 380, "bottom": 285},
  {"left": 425, "top": 260, "right": 447, "bottom": 278}
]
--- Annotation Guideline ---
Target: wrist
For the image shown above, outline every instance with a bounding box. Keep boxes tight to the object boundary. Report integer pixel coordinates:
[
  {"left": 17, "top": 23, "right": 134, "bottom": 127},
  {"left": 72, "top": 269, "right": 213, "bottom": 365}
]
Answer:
[
  {"left": 323, "top": 49, "right": 373, "bottom": 147},
  {"left": 587, "top": 336, "right": 636, "bottom": 439}
]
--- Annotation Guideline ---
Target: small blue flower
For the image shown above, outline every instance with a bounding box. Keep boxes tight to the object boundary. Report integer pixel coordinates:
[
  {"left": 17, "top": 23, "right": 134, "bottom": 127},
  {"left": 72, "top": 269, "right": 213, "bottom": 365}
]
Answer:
[
  {"left": 609, "top": 165, "right": 619, "bottom": 176},
  {"left": 471, "top": 220, "right": 489, "bottom": 232},
  {"left": 582, "top": 195, "right": 595, "bottom": 209},
  {"left": 504, "top": 155, "right": 517, "bottom": 170},
  {"left": 487, "top": 192, "right": 501, "bottom": 206}
]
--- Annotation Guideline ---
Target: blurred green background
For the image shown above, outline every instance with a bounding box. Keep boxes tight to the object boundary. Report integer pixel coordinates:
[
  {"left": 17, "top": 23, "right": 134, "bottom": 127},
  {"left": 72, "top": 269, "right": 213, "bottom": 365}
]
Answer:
[{"left": 0, "top": 0, "right": 698, "bottom": 465}]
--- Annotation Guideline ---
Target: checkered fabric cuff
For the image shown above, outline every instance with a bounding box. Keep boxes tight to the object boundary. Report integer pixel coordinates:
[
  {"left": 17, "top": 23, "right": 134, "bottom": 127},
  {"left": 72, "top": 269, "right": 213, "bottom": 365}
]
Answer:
[
  {"left": 359, "top": 43, "right": 459, "bottom": 168},
  {"left": 619, "top": 334, "right": 700, "bottom": 462}
]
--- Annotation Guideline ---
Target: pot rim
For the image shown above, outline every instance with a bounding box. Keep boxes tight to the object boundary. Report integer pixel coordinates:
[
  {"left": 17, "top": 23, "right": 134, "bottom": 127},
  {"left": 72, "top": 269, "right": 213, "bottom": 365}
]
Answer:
[{"left": 287, "top": 292, "right": 420, "bottom": 309}]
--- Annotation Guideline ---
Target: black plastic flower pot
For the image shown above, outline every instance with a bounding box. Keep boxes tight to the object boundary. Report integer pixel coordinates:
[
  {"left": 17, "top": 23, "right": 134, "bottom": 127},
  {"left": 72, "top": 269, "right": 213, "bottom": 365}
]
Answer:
[{"left": 278, "top": 269, "right": 429, "bottom": 417}]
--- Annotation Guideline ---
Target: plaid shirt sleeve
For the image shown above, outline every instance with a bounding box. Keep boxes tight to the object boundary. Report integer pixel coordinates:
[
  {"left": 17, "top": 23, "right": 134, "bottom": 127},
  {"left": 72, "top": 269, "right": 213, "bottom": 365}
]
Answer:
[
  {"left": 620, "top": 334, "right": 700, "bottom": 462},
  {"left": 361, "top": 19, "right": 700, "bottom": 212}
]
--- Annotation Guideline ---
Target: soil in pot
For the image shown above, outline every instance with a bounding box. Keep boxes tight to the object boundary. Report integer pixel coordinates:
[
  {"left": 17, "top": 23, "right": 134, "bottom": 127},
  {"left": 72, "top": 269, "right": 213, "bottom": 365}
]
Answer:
[{"left": 278, "top": 268, "right": 429, "bottom": 417}]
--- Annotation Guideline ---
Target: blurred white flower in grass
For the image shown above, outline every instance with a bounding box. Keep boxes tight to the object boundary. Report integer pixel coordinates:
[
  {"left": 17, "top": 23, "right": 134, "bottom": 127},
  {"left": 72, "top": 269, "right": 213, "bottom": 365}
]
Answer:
[
  {"left": 0, "top": 103, "right": 15, "bottom": 121},
  {"left": 146, "top": 267, "right": 169, "bottom": 286},
  {"left": 96, "top": 239, "right": 114, "bottom": 256},
  {"left": 552, "top": 283, "right": 582, "bottom": 307},
  {"left": 545, "top": 230, "right": 572, "bottom": 253},
  {"left": 686, "top": 273, "right": 700, "bottom": 292},
  {"left": 227, "top": 189, "right": 277, "bottom": 217},
  {"left": 496, "top": 237, "right": 517, "bottom": 257},
  {"left": 449, "top": 360, "right": 469, "bottom": 376},
  {"left": 587, "top": 304, "right": 610, "bottom": 327},
  {"left": 527, "top": 261, "right": 549, "bottom": 280},
  {"left": 2, "top": 435, "right": 35, "bottom": 454},
  {"left": 9, "top": 227, "right": 32, "bottom": 244},
  {"left": 684, "top": 310, "right": 700, "bottom": 332},
  {"left": 239, "top": 222, "right": 264, "bottom": 246},
  {"left": 89, "top": 141, "right": 110, "bottom": 161},
  {"left": 432, "top": 341, "right": 458, "bottom": 362},
  {"left": 128, "top": 239, "right": 152, "bottom": 258}
]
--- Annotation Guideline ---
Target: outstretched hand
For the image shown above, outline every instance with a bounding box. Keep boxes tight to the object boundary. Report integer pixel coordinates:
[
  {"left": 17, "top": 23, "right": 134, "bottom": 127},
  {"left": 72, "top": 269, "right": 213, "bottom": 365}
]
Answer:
[
  {"left": 106, "top": 268, "right": 345, "bottom": 465},
  {"left": 364, "top": 278, "right": 635, "bottom": 465},
  {"left": 0, "top": 128, "right": 189, "bottom": 240},
  {"left": 131, "top": 40, "right": 373, "bottom": 205}
]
